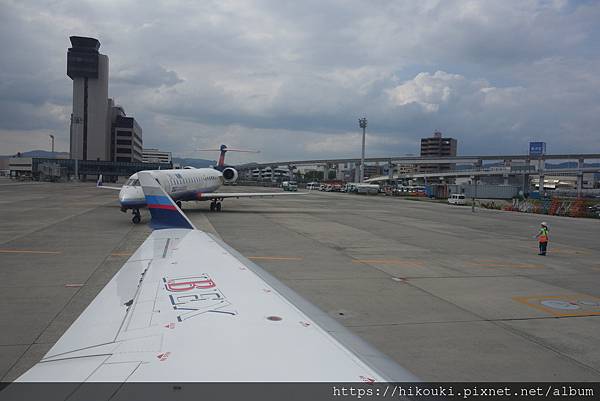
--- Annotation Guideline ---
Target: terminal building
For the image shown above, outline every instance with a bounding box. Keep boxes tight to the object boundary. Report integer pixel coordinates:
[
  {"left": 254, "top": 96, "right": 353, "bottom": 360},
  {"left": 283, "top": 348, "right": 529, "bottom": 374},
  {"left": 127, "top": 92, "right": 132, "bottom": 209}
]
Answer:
[{"left": 142, "top": 148, "right": 172, "bottom": 164}]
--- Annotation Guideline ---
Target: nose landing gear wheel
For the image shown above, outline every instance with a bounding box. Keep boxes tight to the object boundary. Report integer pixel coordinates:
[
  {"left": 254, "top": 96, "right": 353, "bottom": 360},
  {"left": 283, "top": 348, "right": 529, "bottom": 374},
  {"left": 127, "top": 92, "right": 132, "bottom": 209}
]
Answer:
[{"left": 132, "top": 209, "right": 141, "bottom": 224}]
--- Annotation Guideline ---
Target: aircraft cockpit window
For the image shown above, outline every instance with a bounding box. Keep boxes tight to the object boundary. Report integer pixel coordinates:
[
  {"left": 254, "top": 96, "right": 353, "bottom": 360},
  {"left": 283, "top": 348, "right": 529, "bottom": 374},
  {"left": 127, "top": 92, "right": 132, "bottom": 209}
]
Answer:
[{"left": 126, "top": 178, "right": 140, "bottom": 186}]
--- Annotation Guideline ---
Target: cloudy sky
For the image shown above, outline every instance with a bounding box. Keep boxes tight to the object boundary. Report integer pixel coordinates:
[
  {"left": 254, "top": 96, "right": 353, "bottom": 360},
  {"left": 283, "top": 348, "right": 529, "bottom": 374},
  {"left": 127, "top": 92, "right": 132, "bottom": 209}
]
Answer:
[{"left": 1, "top": 0, "right": 599, "bottom": 163}]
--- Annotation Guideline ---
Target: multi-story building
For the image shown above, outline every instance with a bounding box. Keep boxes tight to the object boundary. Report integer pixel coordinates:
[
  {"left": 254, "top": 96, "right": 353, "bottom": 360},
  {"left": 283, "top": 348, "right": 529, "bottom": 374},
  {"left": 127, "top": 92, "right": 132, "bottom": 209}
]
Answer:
[
  {"left": 396, "top": 164, "right": 418, "bottom": 175},
  {"left": 363, "top": 164, "right": 383, "bottom": 178},
  {"left": 420, "top": 131, "right": 457, "bottom": 173},
  {"left": 112, "top": 116, "right": 143, "bottom": 162},
  {"left": 142, "top": 148, "right": 172, "bottom": 164}
]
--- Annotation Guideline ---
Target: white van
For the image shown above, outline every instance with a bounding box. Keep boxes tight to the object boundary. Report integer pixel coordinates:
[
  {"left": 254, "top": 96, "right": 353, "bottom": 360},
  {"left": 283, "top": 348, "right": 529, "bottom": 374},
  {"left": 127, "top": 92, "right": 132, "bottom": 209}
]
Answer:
[
  {"left": 448, "top": 193, "right": 467, "bottom": 205},
  {"left": 306, "top": 182, "right": 320, "bottom": 190},
  {"left": 282, "top": 181, "right": 298, "bottom": 191}
]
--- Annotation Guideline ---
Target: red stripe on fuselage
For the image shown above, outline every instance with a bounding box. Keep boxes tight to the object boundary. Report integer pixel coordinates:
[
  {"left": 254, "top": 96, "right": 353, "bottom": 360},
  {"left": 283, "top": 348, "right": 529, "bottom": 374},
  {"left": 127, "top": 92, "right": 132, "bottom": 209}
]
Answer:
[{"left": 148, "top": 204, "right": 177, "bottom": 210}]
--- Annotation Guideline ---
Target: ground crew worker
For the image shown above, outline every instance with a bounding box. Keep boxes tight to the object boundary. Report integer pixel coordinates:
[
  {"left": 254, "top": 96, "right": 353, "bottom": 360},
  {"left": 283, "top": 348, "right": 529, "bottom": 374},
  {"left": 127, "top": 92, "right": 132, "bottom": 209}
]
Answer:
[{"left": 535, "top": 222, "right": 549, "bottom": 255}]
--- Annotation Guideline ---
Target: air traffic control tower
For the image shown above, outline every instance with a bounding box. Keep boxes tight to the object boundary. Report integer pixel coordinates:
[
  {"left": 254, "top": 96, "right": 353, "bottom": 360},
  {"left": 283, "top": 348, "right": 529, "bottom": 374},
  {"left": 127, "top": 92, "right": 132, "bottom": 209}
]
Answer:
[{"left": 67, "top": 36, "right": 110, "bottom": 161}]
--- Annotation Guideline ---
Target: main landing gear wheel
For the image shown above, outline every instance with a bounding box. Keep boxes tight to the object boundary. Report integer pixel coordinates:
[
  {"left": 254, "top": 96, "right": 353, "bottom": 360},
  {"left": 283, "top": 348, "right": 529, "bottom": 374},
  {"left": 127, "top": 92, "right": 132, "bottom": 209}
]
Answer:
[
  {"left": 209, "top": 201, "right": 222, "bottom": 212},
  {"left": 176, "top": 201, "right": 182, "bottom": 209},
  {"left": 132, "top": 209, "right": 141, "bottom": 224}
]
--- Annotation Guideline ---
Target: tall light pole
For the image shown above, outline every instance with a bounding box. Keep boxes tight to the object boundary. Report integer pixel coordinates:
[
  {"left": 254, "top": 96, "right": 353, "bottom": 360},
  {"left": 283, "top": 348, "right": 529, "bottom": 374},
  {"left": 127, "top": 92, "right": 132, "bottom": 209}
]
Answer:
[
  {"left": 49, "top": 134, "right": 55, "bottom": 155},
  {"left": 358, "top": 117, "right": 367, "bottom": 183}
]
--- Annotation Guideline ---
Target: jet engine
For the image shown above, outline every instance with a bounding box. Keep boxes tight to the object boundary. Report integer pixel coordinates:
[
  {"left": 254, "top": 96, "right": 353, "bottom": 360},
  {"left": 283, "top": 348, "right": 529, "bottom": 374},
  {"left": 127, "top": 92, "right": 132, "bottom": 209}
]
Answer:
[{"left": 222, "top": 167, "right": 238, "bottom": 183}]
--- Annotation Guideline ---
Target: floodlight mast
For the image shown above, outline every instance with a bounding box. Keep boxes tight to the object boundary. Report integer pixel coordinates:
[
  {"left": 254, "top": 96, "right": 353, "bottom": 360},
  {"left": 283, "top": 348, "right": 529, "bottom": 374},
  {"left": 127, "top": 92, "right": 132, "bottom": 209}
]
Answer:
[{"left": 359, "top": 117, "right": 367, "bottom": 183}]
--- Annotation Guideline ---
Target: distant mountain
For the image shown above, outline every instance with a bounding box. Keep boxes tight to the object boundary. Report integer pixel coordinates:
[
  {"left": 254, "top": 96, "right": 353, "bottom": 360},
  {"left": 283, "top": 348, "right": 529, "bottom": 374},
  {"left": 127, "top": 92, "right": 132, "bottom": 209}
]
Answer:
[
  {"left": 0, "top": 150, "right": 70, "bottom": 159},
  {"left": 172, "top": 157, "right": 217, "bottom": 168}
]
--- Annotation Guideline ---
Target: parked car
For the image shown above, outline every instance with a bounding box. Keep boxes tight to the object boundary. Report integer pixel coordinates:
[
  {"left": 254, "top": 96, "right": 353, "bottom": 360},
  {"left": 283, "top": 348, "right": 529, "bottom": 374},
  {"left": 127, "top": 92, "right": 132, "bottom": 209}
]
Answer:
[{"left": 448, "top": 193, "right": 467, "bottom": 205}]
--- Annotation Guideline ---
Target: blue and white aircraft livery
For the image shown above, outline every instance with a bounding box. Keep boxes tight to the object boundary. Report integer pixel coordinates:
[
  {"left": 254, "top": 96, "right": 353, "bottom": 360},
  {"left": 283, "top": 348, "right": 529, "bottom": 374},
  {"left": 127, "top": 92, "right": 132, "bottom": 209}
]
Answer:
[
  {"left": 98, "top": 145, "right": 305, "bottom": 223},
  {"left": 16, "top": 171, "right": 416, "bottom": 387}
]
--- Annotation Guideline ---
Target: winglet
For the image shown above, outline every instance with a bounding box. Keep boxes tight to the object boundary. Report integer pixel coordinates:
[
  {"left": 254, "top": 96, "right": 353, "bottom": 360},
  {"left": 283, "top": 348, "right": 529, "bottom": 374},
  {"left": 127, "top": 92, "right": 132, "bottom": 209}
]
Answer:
[
  {"left": 137, "top": 171, "right": 196, "bottom": 230},
  {"left": 96, "top": 174, "right": 103, "bottom": 187}
]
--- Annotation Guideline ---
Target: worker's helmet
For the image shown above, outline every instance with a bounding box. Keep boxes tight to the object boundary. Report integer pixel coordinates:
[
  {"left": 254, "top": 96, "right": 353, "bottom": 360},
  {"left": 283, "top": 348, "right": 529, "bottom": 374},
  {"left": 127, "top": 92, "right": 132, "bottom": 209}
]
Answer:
[{"left": 541, "top": 222, "right": 547, "bottom": 227}]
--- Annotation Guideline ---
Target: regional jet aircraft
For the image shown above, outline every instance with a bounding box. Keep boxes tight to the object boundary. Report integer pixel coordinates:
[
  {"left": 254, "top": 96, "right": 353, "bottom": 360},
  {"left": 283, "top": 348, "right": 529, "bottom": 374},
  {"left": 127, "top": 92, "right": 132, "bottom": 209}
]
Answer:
[
  {"left": 98, "top": 145, "right": 305, "bottom": 223},
  {"left": 17, "top": 171, "right": 415, "bottom": 385}
]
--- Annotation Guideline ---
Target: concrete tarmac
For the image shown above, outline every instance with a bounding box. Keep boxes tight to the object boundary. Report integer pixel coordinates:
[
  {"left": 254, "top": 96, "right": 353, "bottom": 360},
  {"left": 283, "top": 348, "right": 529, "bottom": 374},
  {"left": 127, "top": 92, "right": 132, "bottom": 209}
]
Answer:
[{"left": 1, "top": 179, "right": 600, "bottom": 381}]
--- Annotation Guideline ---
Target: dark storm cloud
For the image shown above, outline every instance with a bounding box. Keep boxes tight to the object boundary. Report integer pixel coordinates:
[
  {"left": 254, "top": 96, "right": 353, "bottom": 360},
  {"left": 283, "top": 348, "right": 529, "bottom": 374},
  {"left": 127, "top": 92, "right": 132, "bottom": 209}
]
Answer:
[{"left": 1, "top": 0, "right": 599, "bottom": 160}]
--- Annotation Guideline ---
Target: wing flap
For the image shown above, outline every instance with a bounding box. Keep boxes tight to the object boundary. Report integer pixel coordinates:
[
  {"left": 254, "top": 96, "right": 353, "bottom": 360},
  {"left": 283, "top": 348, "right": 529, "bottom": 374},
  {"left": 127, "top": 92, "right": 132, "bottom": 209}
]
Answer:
[
  {"left": 86, "top": 362, "right": 141, "bottom": 381},
  {"left": 42, "top": 258, "right": 151, "bottom": 359}
]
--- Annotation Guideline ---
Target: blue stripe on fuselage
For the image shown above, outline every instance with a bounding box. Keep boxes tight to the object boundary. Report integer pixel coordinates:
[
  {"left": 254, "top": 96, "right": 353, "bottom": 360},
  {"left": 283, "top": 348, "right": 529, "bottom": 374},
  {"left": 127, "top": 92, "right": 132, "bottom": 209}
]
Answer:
[
  {"left": 145, "top": 195, "right": 172, "bottom": 205},
  {"left": 120, "top": 200, "right": 147, "bottom": 209}
]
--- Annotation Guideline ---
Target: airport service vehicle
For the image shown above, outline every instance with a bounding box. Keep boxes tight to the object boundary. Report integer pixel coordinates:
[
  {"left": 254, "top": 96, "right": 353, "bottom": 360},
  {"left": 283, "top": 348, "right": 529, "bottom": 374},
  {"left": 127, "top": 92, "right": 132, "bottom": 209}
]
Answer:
[
  {"left": 17, "top": 172, "right": 415, "bottom": 386},
  {"left": 344, "top": 183, "right": 358, "bottom": 193},
  {"left": 393, "top": 186, "right": 426, "bottom": 197},
  {"left": 98, "top": 145, "right": 305, "bottom": 223},
  {"left": 282, "top": 180, "right": 298, "bottom": 191},
  {"left": 448, "top": 193, "right": 467, "bottom": 205},
  {"left": 306, "top": 182, "right": 320, "bottom": 190},
  {"left": 356, "top": 183, "right": 380, "bottom": 195}
]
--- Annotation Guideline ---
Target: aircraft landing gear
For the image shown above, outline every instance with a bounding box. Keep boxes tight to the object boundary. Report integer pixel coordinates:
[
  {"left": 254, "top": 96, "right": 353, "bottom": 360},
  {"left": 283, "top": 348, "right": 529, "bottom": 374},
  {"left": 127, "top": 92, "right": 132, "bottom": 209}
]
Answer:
[
  {"left": 209, "top": 200, "right": 222, "bottom": 212},
  {"left": 132, "top": 209, "right": 141, "bottom": 224},
  {"left": 176, "top": 201, "right": 182, "bottom": 209}
]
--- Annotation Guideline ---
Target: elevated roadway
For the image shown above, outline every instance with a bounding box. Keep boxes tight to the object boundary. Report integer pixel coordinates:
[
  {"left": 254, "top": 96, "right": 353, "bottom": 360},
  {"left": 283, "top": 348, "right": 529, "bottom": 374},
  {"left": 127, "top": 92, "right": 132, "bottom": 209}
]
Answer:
[
  {"left": 238, "top": 153, "right": 600, "bottom": 169},
  {"left": 365, "top": 167, "right": 600, "bottom": 182}
]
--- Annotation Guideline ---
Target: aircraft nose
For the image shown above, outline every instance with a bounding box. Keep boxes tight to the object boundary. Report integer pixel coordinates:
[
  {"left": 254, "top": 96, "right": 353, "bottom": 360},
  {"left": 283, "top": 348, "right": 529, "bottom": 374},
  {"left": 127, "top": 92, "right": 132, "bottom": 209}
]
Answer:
[
  {"left": 118, "top": 187, "right": 129, "bottom": 203},
  {"left": 119, "top": 187, "right": 144, "bottom": 205},
  {"left": 118, "top": 188, "right": 126, "bottom": 203}
]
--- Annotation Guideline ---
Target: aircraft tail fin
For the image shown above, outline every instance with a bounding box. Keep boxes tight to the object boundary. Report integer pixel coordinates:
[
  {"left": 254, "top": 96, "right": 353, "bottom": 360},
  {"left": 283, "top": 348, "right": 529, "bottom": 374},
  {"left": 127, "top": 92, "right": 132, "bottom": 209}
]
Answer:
[
  {"left": 197, "top": 144, "right": 260, "bottom": 170},
  {"left": 137, "top": 171, "right": 196, "bottom": 230}
]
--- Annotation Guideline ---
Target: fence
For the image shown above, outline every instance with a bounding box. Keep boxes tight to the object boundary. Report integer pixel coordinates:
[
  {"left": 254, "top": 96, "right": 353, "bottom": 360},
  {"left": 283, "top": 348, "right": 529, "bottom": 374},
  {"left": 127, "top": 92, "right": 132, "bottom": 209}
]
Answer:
[{"left": 503, "top": 197, "right": 599, "bottom": 218}]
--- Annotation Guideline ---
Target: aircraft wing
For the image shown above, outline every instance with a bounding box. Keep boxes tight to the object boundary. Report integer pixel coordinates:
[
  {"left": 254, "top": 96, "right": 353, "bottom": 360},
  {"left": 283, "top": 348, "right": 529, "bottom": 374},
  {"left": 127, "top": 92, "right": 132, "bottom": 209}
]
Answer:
[
  {"left": 96, "top": 174, "right": 122, "bottom": 190},
  {"left": 96, "top": 185, "right": 122, "bottom": 190},
  {"left": 197, "top": 191, "right": 308, "bottom": 199},
  {"left": 17, "top": 172, "right": 415, "bottom": 384}
]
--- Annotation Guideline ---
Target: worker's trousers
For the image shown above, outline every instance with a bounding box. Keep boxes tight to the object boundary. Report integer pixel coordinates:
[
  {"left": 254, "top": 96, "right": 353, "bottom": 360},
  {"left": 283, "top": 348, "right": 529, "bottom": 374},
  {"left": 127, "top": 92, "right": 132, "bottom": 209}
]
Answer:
[{"left": 539, "top": 241, "right": 548, "bottom": 255}]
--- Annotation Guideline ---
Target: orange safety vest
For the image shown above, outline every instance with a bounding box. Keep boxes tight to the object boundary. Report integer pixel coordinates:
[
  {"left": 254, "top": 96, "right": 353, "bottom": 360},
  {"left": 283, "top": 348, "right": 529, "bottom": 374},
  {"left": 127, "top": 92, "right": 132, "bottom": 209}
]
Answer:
[{"left": 538, "top": 228, "right": 549, "bottom": 243}]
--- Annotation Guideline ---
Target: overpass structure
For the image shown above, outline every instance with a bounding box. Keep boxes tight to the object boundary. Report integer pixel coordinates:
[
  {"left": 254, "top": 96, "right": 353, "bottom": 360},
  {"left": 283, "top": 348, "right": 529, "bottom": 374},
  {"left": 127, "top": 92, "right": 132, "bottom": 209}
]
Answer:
[
  {"left": 238, "top": 153, "right": 600, "bottom": 169},
  {"left": 365, "top": 167, "right": 600, "bottom": 181},
  {"left": 236, "top": 153, "right": 600, "bottom": 194}
]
